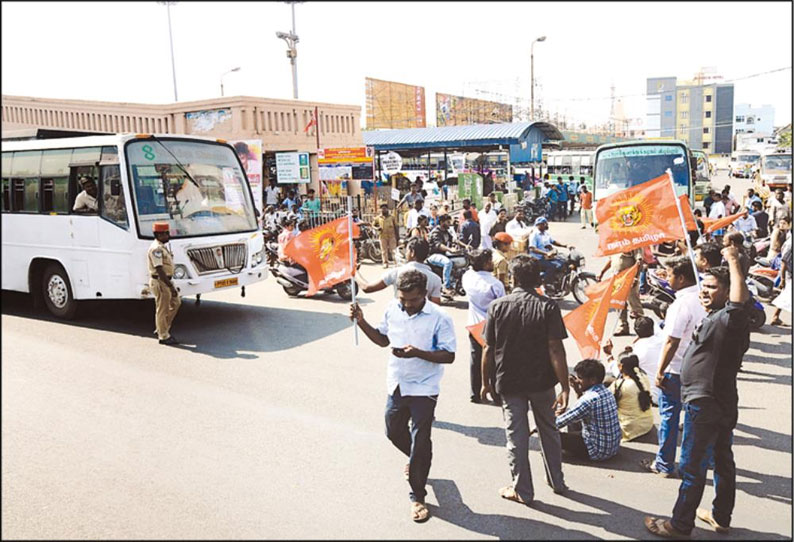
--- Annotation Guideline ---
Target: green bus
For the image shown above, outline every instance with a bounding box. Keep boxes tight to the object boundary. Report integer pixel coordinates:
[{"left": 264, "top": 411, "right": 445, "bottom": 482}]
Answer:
[{"left": 543, "top": 150, "right": 594, "bottom": 191}]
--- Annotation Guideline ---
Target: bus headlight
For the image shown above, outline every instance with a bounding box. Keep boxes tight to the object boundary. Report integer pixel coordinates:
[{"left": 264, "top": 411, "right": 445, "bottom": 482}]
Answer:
[
  {"left": 251, "top": 249, "right": 264, "bottom": 266},
  {"left": 173, "top": 265, "right": 188, "bottom": 280}
]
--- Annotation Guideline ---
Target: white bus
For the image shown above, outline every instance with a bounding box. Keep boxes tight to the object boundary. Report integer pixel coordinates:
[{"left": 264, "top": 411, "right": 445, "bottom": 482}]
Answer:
[{"left": 2, "top": 133, "right": 268, "bottom": 318}]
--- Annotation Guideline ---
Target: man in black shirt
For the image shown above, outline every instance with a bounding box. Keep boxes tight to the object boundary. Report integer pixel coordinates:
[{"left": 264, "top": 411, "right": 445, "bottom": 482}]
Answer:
[
  {"left": 645, "top": 245, "right": 751, "bottom": 538},
  {"left": 481, "top": 255, "right": 570, "bottom": 505},
  {"left": 751, "top": 200, "right": 770, "bottom": 238}
]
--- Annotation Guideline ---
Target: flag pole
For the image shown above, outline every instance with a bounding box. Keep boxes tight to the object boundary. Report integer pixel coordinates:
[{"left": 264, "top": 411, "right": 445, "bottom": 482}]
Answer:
[
  {"left": 667, "top": 168, "right": 701, "bottom": 289},
  {"left": 347, "top": 195, "right": 359, "bottom": 345}
]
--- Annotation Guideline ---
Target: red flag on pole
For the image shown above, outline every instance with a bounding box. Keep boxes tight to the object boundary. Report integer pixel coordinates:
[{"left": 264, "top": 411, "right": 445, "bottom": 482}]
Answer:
[
  {"left": 304, "top": 110, "right": 317, "bottom": 133},
  {"left": 564, "top": 274, "right": 616, "bottom": 359},
  {"left": 701, "top": 211, "right": 744, "bottom": 233},
  {"left": 284, "top": 217, "right": 359, "bottom": 296},
  {"left": 595, "top": 173, "right": 684, "bottom": 256},
  {"left": 466, "top": 321, "right": 486, "bottom": 347},
  {"left": 583, "top": 262, "right": 640, "bottom": 310}
]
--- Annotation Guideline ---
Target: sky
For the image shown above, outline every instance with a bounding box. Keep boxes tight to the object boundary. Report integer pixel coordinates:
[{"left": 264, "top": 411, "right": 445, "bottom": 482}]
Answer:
[{"left": 2, "top": 1, "right": 792, "bottom": 131}]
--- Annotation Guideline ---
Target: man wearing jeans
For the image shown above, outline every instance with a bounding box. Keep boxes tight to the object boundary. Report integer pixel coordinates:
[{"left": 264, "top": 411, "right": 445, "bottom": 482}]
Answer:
[
  {"left": 481, "top": 255, "right": 570, "bottom": 505},
  {"left": 645, "top": 245, "right": 751, "bottom": 538},
  {"left": 349, "top": 271, "right": 456, "bottom": 523},
  {"left": 642, "top": 257, "right": 706, "bottom": 477}
]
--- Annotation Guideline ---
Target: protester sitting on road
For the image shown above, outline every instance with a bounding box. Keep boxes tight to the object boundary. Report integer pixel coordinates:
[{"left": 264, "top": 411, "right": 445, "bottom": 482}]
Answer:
[
  {"left": 492, "top": 232, "right": 512, "bottom": 291},
  {"left": 427, "top": 214, "right": 459, "bottom": 296},
  {"left": 462, "top": 249, "right": 506, "bottom": 404},
  {"left": 643, "top": 257, "right": 706, "bottom": 478},
  {"left": 459, "top": 210, "right": 481, "bottom": 249},
  {"left": 555, "top": 359, "right": 622, "bottom": 461},
  {"left": 481, "top": 254, "right": 571, "bottom": 503},
  {"left": 610, "top": 352, "right": 654, "bottom": 442},
  {"left": 358, "top": 238, "right": 442, "bottom": 305},
  {"left": 629, "top": 316, "right": 665, "bottom": 405},
  {"left": 644, "top": 244, "right": 751, "bottom": 538}
]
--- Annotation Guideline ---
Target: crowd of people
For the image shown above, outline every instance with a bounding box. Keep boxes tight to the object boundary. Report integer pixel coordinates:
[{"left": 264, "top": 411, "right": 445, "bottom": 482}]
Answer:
[{"left": 340, "top": 174, "right": 792, "bottom": 534}]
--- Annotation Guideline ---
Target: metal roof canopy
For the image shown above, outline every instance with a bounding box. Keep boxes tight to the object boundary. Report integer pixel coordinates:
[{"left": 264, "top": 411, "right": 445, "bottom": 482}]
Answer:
[{"left": 362, "top": 121, "right": 563, "bottom": 158}]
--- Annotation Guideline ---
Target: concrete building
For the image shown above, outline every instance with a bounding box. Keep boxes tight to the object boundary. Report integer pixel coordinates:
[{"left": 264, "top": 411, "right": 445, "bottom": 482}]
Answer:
[
  {"left": 734, "top": 103, "right": 775, "bottom": 137},
  {"left": 1, "top": 94, "right": 362, "bottom": 193},
  {"left": 646, "top": 76, "right": 734, "bottom": 154}
]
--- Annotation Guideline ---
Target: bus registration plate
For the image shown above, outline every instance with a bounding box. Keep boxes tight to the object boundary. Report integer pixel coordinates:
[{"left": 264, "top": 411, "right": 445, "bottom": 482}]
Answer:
[{"left": 214, "top": 277, "right": 238, "bottom": 289}]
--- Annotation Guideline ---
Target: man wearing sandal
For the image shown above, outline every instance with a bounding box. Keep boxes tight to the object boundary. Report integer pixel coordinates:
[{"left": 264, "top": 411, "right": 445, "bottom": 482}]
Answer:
[
  {"left": 645, "top": 245, "right": 751, "bottom": 538},
  {"left": 481, "top": 255, "right": 571, "bottom": 505},
  {"left": 350, "top": 270, "right": 456, "bottom": 523}
]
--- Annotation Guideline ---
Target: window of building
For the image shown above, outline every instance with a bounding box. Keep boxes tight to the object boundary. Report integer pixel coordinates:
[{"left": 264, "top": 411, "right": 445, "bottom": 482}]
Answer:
[
  {"left": 664, "top": 111, "right": 672, "bottom": 117},
  {"left": 705, "top": 95, "right": 712, "bottom": 103},
  {"left": 746, "top": 116, "right": 755, "bottom": 125},
  {"left": 705, "top": 111, "right": 712, "bottom": 118},
  {"left": 735, "top": 115, "right": 744, "bottom": 123},
  {"left": 736, "top": 129, "right": 744, "bottom": 134},
  {"left": 665, "top": 95, "right": 673, "bottom": 102},
  {"left": 703, "top": 127, "right": 709, "bottom": 134},
  {"left": 703, "top": 142, "right": 710, "bottom": 149},
  {"left": 679, "top": 124, "right": 687, "bottom": 132},
  {"left": 679, "top": 111, "right": 688, "bottom": 120},
  {"left": 680, "top": 93, "right": 688, "bottom": 104}
]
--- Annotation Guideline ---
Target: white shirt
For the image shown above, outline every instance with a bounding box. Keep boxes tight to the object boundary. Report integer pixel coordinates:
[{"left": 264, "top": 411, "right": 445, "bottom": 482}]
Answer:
[
  {"left": 633, "top": 328, "right": 665, "bottom": 403},
  {"left": 461, "top": 269, "right": 506, "bottom": 326},
  {"left": 506, "top": 218, "right": 533, "bottom": 239},
  {"left": 376, "top": 299, "right": 456, "bottom": 396},
  {"left": 479, "top": 209, "right": 498, "bottom": 240},
  {"left": 406, "top": 208, "right": 431, "bottom": 230},
  {"left": 73, "top": 190, "right": 98, "bottom": 212},
  {"left": 658, "top": 284, "right": 707, "bottom": 374},
  {"left": 708, "top": 200, "right": 726, "bottom": 219},
  {"left": 265, "top": 185, "right": 280, "bottom": 205},
  {"left": 176, "top": 181, "right": 206, "bottom": 216},
  {"left": 733, "top": 215, "right": 757, "bottom": 234},
  {"left": 486, "top": 199, "right": 503, "bottom": 212},
  {"left": 381, "top": 261, "right": 442, "bottom": 301}
]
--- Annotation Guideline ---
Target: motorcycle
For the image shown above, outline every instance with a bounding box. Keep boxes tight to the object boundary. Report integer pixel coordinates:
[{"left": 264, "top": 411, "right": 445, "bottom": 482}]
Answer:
[
  {"left": 524, "top": 197, "right": 550, "bottom": 221},
  {"left": 355, "top": 222, "right": 384, "bottom": 264},
  {"left": 426, "top": 249, "right": 472, "bottom": 299},
  {"left": 747, "top": 258, "right": 779, "bottom": 300},
  {"left": 641, "top": 268, "right": 676, "bottom": 319},
  {"left": 539, "top": 248, "right": 597, "bottom": 304},
  {"left": 269, "top": 259, "right": 358, "bottom": 300}
]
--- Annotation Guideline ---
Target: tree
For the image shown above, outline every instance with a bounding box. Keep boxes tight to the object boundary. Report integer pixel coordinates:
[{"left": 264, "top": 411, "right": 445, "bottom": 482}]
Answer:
[{"left": 777, "top": 126, "right": 791, "bottom": 149}]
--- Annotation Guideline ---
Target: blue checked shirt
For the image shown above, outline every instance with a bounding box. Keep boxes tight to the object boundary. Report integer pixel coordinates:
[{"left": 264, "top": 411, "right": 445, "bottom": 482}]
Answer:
[{"left": 555, "top": 383, "right": 622, "bottom": 460}]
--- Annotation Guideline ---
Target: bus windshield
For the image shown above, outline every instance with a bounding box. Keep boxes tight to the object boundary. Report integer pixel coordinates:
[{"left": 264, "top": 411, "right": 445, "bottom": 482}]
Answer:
[
  {"left": 126, "top": 139, "right": 257, "bottom": 238},
  {"left": 737, "top": 154, "right": 760, "bottom": 163},
  {"left": 764, "top": 155, "right": 791, "bottom": 171},
  {"left": 594, "top": 144, "right": 690, "bottom": 199}
]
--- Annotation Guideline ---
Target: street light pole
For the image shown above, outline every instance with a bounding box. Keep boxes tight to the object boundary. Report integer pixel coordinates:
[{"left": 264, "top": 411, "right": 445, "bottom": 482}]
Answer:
[
  {"left": 530, "top": 35, "right": 546, "bottom": 120},
  {"left": 220, "top": 67, "right": 241, "bottom": 97},
  {"left": 276, "top": 1, "right": 302, "bottom": 99},
  {"left": 158, "top": 1, "right": 179, "bottom": 102}
]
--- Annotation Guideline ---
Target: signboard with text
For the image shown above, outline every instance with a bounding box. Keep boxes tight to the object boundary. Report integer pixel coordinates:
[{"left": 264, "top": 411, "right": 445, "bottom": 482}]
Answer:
[
  {"left": 276, "top": 152, "right": 311, "bottom": 184},
  {"left": 318, "top": 146, "right": 375, "bottom": 181}
]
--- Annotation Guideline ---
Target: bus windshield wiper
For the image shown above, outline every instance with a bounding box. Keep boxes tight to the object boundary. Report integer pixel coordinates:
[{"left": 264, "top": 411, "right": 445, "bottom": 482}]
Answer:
[{"left": 146, "top": 135, "right": 201, "bottom": 189}]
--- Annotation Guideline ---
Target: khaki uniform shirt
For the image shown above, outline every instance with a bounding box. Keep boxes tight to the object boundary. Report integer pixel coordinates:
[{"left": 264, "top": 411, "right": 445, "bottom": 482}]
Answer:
[
  {"left": 492, "top": 248, "right": 510, "bottom": 289},
  {"left": 374, "top": 214, "right": 399, "bottom": 239},
  {"left": 611, "top": 250, "right": 640, "bottom": 272},
  {"left": 148, "top": 239, "right": 175, "bottom": 276}
]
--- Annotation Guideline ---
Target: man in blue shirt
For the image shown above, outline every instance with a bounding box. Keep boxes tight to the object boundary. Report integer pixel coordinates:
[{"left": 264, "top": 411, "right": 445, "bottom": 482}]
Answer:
[
  {"left": 546, "top": 183, "right": 559, "bottom": 221},
  {"left": 528, "top": 217, "right": 570, "bottom": 288},
  {"left": 459, "top": 210, "right": 481, "bottom": 248},
  {"left": 350, "top": 271, "right": 456, "bottom": 523},
  {"left": 556, "top": 177, "right": 569, "bottom": 220}
]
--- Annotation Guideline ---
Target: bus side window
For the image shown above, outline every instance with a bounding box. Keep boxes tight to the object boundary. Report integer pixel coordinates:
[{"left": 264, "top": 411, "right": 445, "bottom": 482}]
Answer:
[
  {"left": 1, "top": 178, "right": 10, "bottom": 212},
  {"left": 100, "top": 165, "right": 128, "bottom": 229},
  {"left": 70, "top": 166, "right": 99, "bottom": 214}
]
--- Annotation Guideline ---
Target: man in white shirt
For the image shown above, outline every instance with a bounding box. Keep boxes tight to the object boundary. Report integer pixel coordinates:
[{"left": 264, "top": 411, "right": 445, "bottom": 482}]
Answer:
[
  {"left": 506, "top": 207, "right": 533, "bottom": 240},
  {"left": 73, "top": 176, "right": 98, "bottom": 213},
  {"left": 642, "top": 257, "right": 706, "bottom": 477},
  {"left": 708, "top": 193, "right": 726, "bottom": 219},
  {"left": 462, "top": 249, "right": 506, "bottom": 403},
  {"left": 732, "top": 209, "right": 758, "bottom": 237},
  {"left": 264, "top": 183, "right": 280, "bottom": 206},
  {"left": 406, "top": 199, "right": 431, "bottom": 231},
  {"left": 487, "top": 192, "right": 503, "bottom": 213},
  {"left": 350, "top": 271, "right": 456, "bottom": 523},
  {"left": 358, "top": 238, "right": 442, "bottom": 304},
  {"left": 631, "top": 317, "right": 665, "bottom": 404},
  {"left": 479, "top": 201, "right": 498, "bottom": 249}
]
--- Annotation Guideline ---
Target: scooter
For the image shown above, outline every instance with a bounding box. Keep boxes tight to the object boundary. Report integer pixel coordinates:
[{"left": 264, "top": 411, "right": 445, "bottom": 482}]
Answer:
[
  {"left": 269, "top": 259, "right": 357, "bottom": 300},
  {"left": 641, "top": 268, "right": 676, "bottom": 319}
]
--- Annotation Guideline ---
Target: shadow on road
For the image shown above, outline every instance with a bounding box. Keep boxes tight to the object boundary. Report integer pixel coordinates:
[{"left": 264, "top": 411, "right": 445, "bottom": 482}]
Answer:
[
  {"left": 434, "top": 420, "right": 506, "bottom": 447},
  {"left": 2, "top": 291, "right": 352, "bottom": 358},
  {"left": 426, "top": 478, "right": 598, "bottom": 540}
]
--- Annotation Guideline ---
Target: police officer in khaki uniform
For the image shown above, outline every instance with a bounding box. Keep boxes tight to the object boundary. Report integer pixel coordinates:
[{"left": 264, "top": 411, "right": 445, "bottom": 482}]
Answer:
[
  {"left": 148, "top": 222, "right": 181, "bottom": 345},
  {"left": 597, "top": 248, "right": 645, "bottom": 335}
]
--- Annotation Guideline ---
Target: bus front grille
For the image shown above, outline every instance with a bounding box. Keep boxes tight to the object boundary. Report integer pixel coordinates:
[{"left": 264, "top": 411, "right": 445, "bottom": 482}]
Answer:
[{"left": 187, "top": 243, "right": 247, "bottom": 275}]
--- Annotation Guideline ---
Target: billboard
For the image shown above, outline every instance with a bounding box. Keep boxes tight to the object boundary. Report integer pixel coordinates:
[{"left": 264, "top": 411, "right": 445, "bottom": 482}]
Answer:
[
  {"left": 276, "top": 152, "right": 311, "bottom": 184},
  {"left": 230, "top": 139, "right": 263, "bottom": 217},
  {"left": 365, "top": 77, "right": 426, "bottom": 129},
  {"left": 436, "top": 93, "right": 512, "bottom": 126},
  {"left": 318, "top": 146, "right": 375, "bottom": 182}
]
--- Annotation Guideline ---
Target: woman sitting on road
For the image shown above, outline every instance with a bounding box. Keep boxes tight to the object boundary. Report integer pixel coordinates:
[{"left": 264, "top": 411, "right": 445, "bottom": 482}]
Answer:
[{"left": 609, "top": 352, "right": 654, "bottom": 442}]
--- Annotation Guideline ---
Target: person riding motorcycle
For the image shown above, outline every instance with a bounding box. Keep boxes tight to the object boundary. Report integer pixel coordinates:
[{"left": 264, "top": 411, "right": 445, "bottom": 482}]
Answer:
[
  {"left": 527, "top": 216, "right": 571, "bottom": 290},
  {"left": 427, "top": 214, "right": 466, "bottom": 296}
]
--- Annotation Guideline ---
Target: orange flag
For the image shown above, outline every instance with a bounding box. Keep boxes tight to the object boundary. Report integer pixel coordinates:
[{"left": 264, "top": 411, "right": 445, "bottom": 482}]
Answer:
[
  {"left": 564, "top": 274, "right": 616, "bottom": 359},
  {"left": 595, "top": 172, "right": 684, "bottom": 256},
  {"left": 283, "top": 217, "right": 359, "bottom": 296},
  {"left": 584, "top": 262, "right": 640, "bottom": 310},
  {"left": 679, "top": 195, "right": 700, "bottom": 231},
  {"left": 701, "top": 211, "right": 744, "bottom": 234},
  {"left": 466, "top": 321, "right": 486, "bottom": 347}
]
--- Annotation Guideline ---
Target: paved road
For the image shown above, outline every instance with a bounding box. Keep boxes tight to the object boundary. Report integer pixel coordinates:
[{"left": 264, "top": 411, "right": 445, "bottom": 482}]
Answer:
[{"left": 2, "top": 170, "right": 791, "bottom": 539}]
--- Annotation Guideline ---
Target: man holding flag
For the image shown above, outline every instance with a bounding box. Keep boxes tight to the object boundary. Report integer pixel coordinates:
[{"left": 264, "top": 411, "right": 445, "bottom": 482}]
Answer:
[{"left": 597, "top": 250, "right": 644, "bottom": 336}]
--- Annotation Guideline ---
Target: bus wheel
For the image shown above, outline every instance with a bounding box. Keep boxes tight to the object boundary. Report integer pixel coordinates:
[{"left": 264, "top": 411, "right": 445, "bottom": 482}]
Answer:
[{"left": 42, "top": 263, "right": 79, "bottom": 319}]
